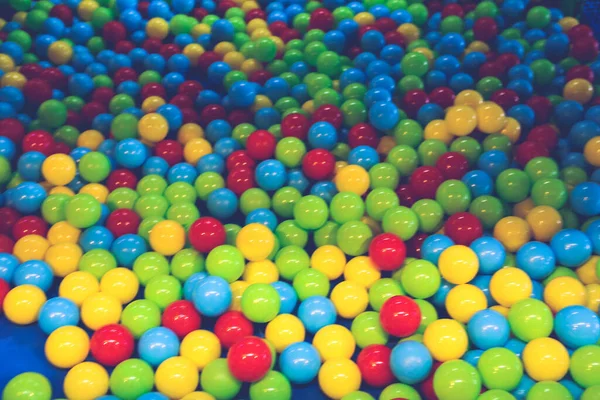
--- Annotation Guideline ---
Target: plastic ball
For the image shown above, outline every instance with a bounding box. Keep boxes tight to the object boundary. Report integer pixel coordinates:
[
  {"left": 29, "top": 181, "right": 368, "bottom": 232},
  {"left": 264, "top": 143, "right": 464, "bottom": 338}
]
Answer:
[
  {"left": 45, "top": 325, "right": 90, "bottom": 369},
  {"left": 523, "top": 337, "right": 570, "bottom": 381},
  {"left": 63, "top": 362, "right": 109, "bottom": 400},
  {"left": 2, "top": 372, "right": 52, "bottom": 400},
  {"left": 379, "top": 295, "right": 421, "bottom": 337},
  {"left": 318, "top": 359, "right": 361, "bottom": 400},
  {"left": 4, "top": 284, "right": 46, "bottom": 325},
  {"left": 279, "top": 342, "right": 321, "bottom": 385},
  {"left": 155, "top": 356, "right": 199, "bottom": 399}
]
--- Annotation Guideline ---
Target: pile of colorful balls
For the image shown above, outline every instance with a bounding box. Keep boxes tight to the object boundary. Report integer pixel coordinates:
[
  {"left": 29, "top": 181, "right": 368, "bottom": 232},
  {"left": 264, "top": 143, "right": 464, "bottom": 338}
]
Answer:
[{"left": 1, "top": 0, "right": 600, "bottom": 398}]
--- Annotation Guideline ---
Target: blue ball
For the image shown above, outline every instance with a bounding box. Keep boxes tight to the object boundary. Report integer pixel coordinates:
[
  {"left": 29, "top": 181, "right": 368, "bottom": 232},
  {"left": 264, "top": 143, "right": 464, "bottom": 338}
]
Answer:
[
  {"left": 183, "top": 272, "right": 208, "bottom": 301},
  {"left": 569, "top": 121, "right": 600, "bottom": 151},
  {"left": 512, "top": 375, "right": 535, "bottom": 399},
  {"left": 246, "top": 208, "right": 278, "bottom": 231},
  {"left": 279, "top": 342, "right": 320, "bottom": 385},
  {"left": 255, "top": 159, "right": 287, "bottom": 191},
  {"left": 470, "top": 237, "right": 506, "bottom": 275},
  {"left": 205, "top": 119, "right": 232, "bottom": 143},
  {"left": 417, "top": 103, "right": 444, "bottom": 126},
  {"left": 530, "top": 280, "right": 544, "bottom": 301},
  {"left": 12, "top": 260, "right": 53, "bottom": 292},
  {"left": 11, "top": 182, "right": 47, "bottom": 214},
  {"left": 137, "top": 393, "right": 169, "bottom": 400},
  {"left": 157, "top": 104, "right": 183, "bottom": 131},
  {"left": 207, "top": 188, "right": 238, "bottom": 219},
  {"left": 80, "top": 226, "right": 114, "bottom": 252},
  {"left": 554, "top": 305, "right": 600, "bottom": 349},
  {"left": 571, "top": 182, "right": 600, "bottom": 217},
  {"left": 467, "top": 309, "right": 510, "bottom": 350},
  {"left": 550, "top": 229, "right": 593, "bottom": 268},
  {"left": 297, "top": 296, "right": 336, "bottom": 334},
  {"left": 143, "top": 156, "right": 169, "bottom": 177},
  {"left": 214, "top": 138, "right": 241, "bottom": 159},
  {"left": 463, "top": 349, "right": 484, "bottom": 367},
  {"left": 271, "top": 281, "right": 298, "bottom": 315},
  {"left": 38, "top": 297, "right": 80, "bottom": 334},
  {"left": 115, "top": 139, "right": 148, "bottom": 168},
  {"left": 421, "top": 234, "right": 454, "bottom": 265},
  {"left": 0, "top": 136, "right": 16, "bottom": 160},
  {"left": 348, "top": 145, "right": 379, "bottom": 170},
  {"left": 167, "top": 163, "right": 197, "bottom": 185},
  {"left": 516, "top": 241, "right": 555, "bottom": 280},
  {"left": 196, "top": 154, "right": 225, "bottom": 174},
  {"left": 507, "top": 104, "right": 535, "bottom": 131},
  {"left": 505, "top": 338, "right": 526, "bottom": 357},
  {"left": 229, "top": 81, "right": 257, "bottom": 108},
  {"left": 0, "top": 253, "right": 19, "bottom": 282},
  {"left": 559, "top": 379, "right": 584, "bottom": 400},
  {"left": 138, "top": 327, "right": 180, "bottom": 367},
  {"left": 477, "top": 150, "right": 510, "bottom": 178},
  {"left": 308, "top": 121, "right": 338, "bottom": 150},
  {"left": 361, "top": 30, "right": 385, "bottom": 53},
  {"left": 471, "top": 275, "right": 494, "bottom": 305},
  {"left": 390, "top": 340, "right": 433, "bottom": 384},
  {"left": 431, "top": 279, "right": 455, "bottom": 309},
  {"left": 369, "top": 102, "right": 399, "bottom": 130},
  {"left": 554, "top": 100, "right": 584, "bottom": 130},
  {"left": 17, "top": 151, "right": 45, "bottom": 182},
  {"left": 462, "top": 170, "right": 493, "bottom": 197},
  {"left": 585, "top": 220, "right": 600, "bottom": 255},
  {"left": 191, "top": 276, "right": 232, "bottom": 317},
  {"left": 364, "top": 88, "right": 392, "bottom": 108},
  {"left": 110, "top": 234, "right": 148, "bottom": 269}
]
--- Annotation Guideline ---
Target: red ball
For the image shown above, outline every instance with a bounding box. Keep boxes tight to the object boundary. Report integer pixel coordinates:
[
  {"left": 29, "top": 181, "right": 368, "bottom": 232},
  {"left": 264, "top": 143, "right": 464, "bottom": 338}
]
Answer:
[
  {"left": 154, "top": 140, "right": 183, "bottom": 166},
  {"left": 384, "top": 31, "right": 406, "bottom": 47},
  {"left": 526, "top": 95, "right": 553, "bottom": 124},
  {"left": 19, "top": 64, "right": 43, "bottom": 80},
  {"left": 0, "top": 207, "right": 20, "bottom": 236},
  {"left": 215, "top": 0, "right": 235, "bottom": 16},
  {"left": 22, "top": 130, "right": 54, "bottom": 156},
  {"left": 199, "top": 104, "right": 227, "bottom": 127},
  {"left": 566, "top": 65, "right": 594, "bottom": 83},
  {"left": 403, "top": 89, "right": 429, "bottom": 118},
  {"left": 0, "top": 234, "right": 14, "bottom": 254},
  {"left": 12, "top": 216, "right": 48, "bottom": 241},
  {"left": 178, "top": 80, "right": 203, "bottom": 98},
  {"left": 246, "top": 130, "right": 277, "bottom": 161},
  {"left": 113, "top": 67, "right": 138, "bottom": 86},
  {"left": 181, "top": 108, "right": 199, "bottom": 124},
  {"left": 309, "top": 8, "right": 334, "bottom": 31},
  {"left": 227, "top": 167, "right": 255, "bottom": 196},
  {"left": 0, "top": 278, "right": 9, "bottom": 311},
  {"left": 369, "top": 233, "right": 407, "bottom": 271},
  {"left": 197, "top": 51, "right": 223, "bottom": 73},
  {"left": 106, "top": 169, "right": 138, "bottom": 191},
  {"left": 435, "top": 152, "right": 469, "bottom": 180},
  {"left": 80, "top": 102, "right": 107, "bottom": 124},
  {"left": 170, "top": 94, "right": 194, "bottom": 109},
  {"left": 248, "top": 70, "right": 273, "bottom": 86},
  {"left": 188, "top": 217, "right": 226, "bottom": 253},
  {"left": 356, "top": 345, "right": 394, "bottom": 388},
  {"left": 161, "top": 300, "right": 202, "bottom": 339},
  {"left": 348, "top": 123, "right": 378, "bottom": 148},
  {"left": 214, "top": 311, "right": 254, "bottom": 349},
  {"left": 515, "top": 141, "right": 550, "bottom": 167},
  {"left": 102, "top": 21, "right": 127, "bottom": 44},
  {"left": 374, "top": 17, "right": 396, "bottom": 33},
  {"left": 49, "top": 4, "right": 73, "bottom": 25},
  {"left": 420, "top": 362, "right": 442, "bottom": 400},
  {"left": 227, "top": 336, "right": 272, "bottom": 382},
  {"left": 396, "top": 184, "right": 418, "bottom": 207},
  {"left": 114, "top": 40, "right": 135, "bottom": 54},
  {"left": 406, "top": 233, "right": 428, "bottom": 259},
  {"left": 444, "top": 212, "right": 483, "bottom": 246},
  {"left": 226, "top": 150, "right": 256, "bottom": 171},
  {"left": 473, "top": 17, "right": 498, "bottom": 42},
  {"left": 91, "top": 87, "right": 116, "bottom": 105},
  {"left": 567, "top": 24, "right": 593, "bottom": 41},
  {"left": 409, "top": 166, "right": 444, "bottom": 199},
  {"left": 379, "top": 295, "right": 421, "bottom": 337},
  {"left": 302, "top": 149, "right": 335, "bottom": 181},
  {"left": 268, "top": 21, "right": 288, "bottom": 36},
  {"left": 141, "top": 82, "right": 166, "bottom": 100},
  {"left": 227, "top": 109, "right": 254, "bottom": 126},
  {"left": 496, "top": 53, "right": 520, "bottom": 71},
  {"left": 281, "top": 113, "right": 310, "bottom": 140},
  {"left": 105, "top": 209, "right": 141, "bottom": 237},
  {"left": 53, "top": 142, "right": 71, "bottom": 155},
  {"left": 571, "top": 36, "right": 599, "bottom": 62},
  {"left": 527, "top": 124, "right": 558, "bottom": 150},
  {"left": 89, "top": 324, "right": 135, "bottom": 367},
  {"left": 490, "top": 89, "right": 520, "bottom": 111},
  {"left": 22, "top": 79, "right": 53, "bottom": 106},
  {"left": 39, "top": 67, "right": 67, "bottom": 90},
  {"left": 142, "top": 38, "right": 163, "bottom": 54},
  {"left": 313, "top": 105, "right": 343, "bottom": 129},
  {"left": 0, "top": 118, "right": 25, "bottom": 143},
  {"left": 428, "top": 87, "right": 455, "bottom": 109},
  {"left": 479, "top": 61, "right": 505, "bottom": 78},
  {"left": 245, "top": 8, "right": 266, "bottom": 22},
  {"left": 441, "top": 3, "right": 464, "bottom": 18}
]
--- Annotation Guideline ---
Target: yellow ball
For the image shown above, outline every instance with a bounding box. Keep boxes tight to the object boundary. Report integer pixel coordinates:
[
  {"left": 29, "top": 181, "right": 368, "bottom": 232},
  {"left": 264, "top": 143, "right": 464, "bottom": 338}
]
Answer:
[
  {"left": 476, "top": 101, "right": 506, "bottom": 134},
  {"left": 230, "top": 280, "right": 249, "bottom": 312},
  {"left": 585, "top": 283, "right": 600, "bottom": 313},
  {"left": 178, "top": 123, "right": 204, "bottom": 144},
  {"left": 138, "top": 113, "right": 169, "bottom": 142},
  {"left": 45, "top": 242, "right": 83, "bottom": 277},
  {"left": 500, "top": 117, "right": 522, "bottom": 143},
  {"left": 490, "top": 267, "right": 533, "bottom": 307},
  {"left": 146, "top": 17, "right": 169, "bottom": 39},
  {"left": 243, "top": 260, "right": 279, "bottom": 284},
  {"left": 80, "top": 183, "right": 109, "bottom": 203},
  {"left": 240, "top": 59, "right": 262, "bottom": 75},
  {"left": 302, "top": 100, "right": 315, "bottom": 114},
  {"left": 377, "top": 136, "right": 397, "bottom": 156},
  {"left": 183, "top": 44, "right": 205, "bottom": 66},
  {"left": 47, "top": 221, "right": 81, "bottom": 245},
  {"left": 63, "top": 362, "right": 109, "bottom": 400},
  {"left": 223, "top": 51, "right": 245, "bottom": 70},
  {"left": 455, "top": 90, "right": 484, "bottom": 108},
  {"left": 313, "top": 324, "right": 355, "bottom": 361},
  {"left": 445, "top": 105, "right": 477, "bottom": 136},
  {"left": 3, "top": 284, "right": 46, "bottom": 325},
  {"left": 247, "top": 18, "right": 267, "bottom": 33},
  {"left": 318, "top": 359, "right": 361, "bottom": 400},
  {"left": 445, "top": 284, "right": 488, "bottom": 324},
  {"left": 59, "top": 271, "right": 100, "bottom": 306},
  {"left": 438, "top": 245, "right": 479, "bottom": 284},
  {"left": 310, "top": 245, "right": 346, "bottom": 280},
  {"left": 543, "top": 276, "right": 586, "bottom": 313},
  {"left": 330, "top": 281, "right": 369, "bottom": 319},
  {"left": 48, "top": 41, "right": 73, "bottom": 65},
  {"left": 265, "top": 314, "right": 306, "bottom": 352},
  {"left": 13, "top": 234, "right": 50, "bottom": 262},
  {"left": 184, "top": 138, "right": 212, "bottom": 164},
  {"left": 50, "top": 186, "right": 75, "bottom": 196},
  {"left": 354, "top": 11, "right": 375, "bottom": 26},
  {"left": 155, "top": 356, "right": 199, "bottom": 399},
  {"left": 564, "top": 78, "right": 594, "bottom": 104},
  {"left": 77, "top": 0, "right": 98, "bottom": 20},
  {"left": 334, "top": 161, "right": 348, "bottom": 175},
  {"left": 343, "top": 256, "right": 381, "bottom": 288},
  {"left": 1, "top": 71, "right": 26, "bottom": 88},
  {"left": 236, "top": 223, "right": 275, "bottom": 262},
  {"left": 576, "top": 256, "right": 600, "bottom": 285},
  {"left": 559, "top": 17, "right": 579, "bottom": 32},
  {"left": 423, "top": 319, "right": 468, "bottom": 362},
  {"left": 251, "top": 94, "right": 272, "bottom": 112},
  {"left": 77, "top": 129, "right": 104, "bottom": 150},
  {"left": 513, "top": 198, "right": 535, "bottom": 219},
  {"left": 214, "top": 42, "right": 235, "bottom": 55},
  {"left": 81, "top": 292, "right": 122, "bottom": 331},
  {"left": 149, "top": 220, "right": 186, "bottom": 256},
  {"left": 182, "top": 392, "right": 216, "bottom": 400},
  {"left": 467, "top": 40, "right": 490, "bottom": 54},
  {"left": 45, "top": 326, "right": 90, "bottom": 369},
  {"left": 493, "top": 216, "right": 531, "bottom": 252},
  {"left": 180, "top": 330, "right": 221, "bottom": 370},
  {"left": 489, "top": 305, "right": 509, "bottom": 318},
  {"left": 525, "top": 205, "right": 563, "bottom": 242},
  {"left": 523, "top": 337, "right": 570, "bottom": 381},
  {"left": 100, "top": 268, "right": 139, "bottom": 305},
  {"left": 0, "top": 54, "right": 15, "bottom": 72},
  {"left": 397, "top": 23, "right": 420, "bottom": 43},
  {"left": 335, "top": 165, "right": 370, "bottom": 196},
  {"left": 191, "top": 24, "right": 210, "bottom": 39},
  {"left": 413, "top": 47, "right": 434, "bottom": 65},
  {"left": 584, "top": 136, "right": 600, "bottom": 167},
  {"left": 42, "top": 154, "right": 77, "bottom": 186},
  {"left": 141, "top": 96, "right": 165, "bottom": 113},
  {"left": 424, "top": 119, "right": 454, "bottom": 145}
]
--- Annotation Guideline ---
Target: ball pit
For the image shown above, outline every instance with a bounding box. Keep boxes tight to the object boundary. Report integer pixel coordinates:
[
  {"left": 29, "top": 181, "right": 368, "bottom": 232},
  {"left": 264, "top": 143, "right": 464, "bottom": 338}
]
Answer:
[{"left": 1, "top": 0, "right": 600, "bottom": 399}]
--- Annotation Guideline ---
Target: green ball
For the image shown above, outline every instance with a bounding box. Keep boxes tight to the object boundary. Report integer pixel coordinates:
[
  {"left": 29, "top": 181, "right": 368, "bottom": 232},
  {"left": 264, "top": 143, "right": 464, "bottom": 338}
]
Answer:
[
  {"left": 341, "top": 392, "right": 375, "bottom": 400},
  {"left": 275, "top": 138, "right": 306, "bottom": 168},
  {"left": 477, "top": 348, "right": 523, "bottom": 391},
  {"left": 527, "top": 6, "right": 551, "bottom": 29},
  {"left": 341, "top": 99, "right": 367, "bottom": 126},
  {"left": 224, "top": 223, "right": 241, "bottom": 246},
  {"left": 274, "top": 245, "right": 310, "bottom": 281},
  {"left": 138, "top": 175, "right": 168, "bottom": 196},
  {"left": 272, "top": 186, "right": 302, "bottom": 218},
  {"left": 433, "top": 360, "right": 482, "bottom": 400},
  {"left": 477, "top": 390, "right": 517, "bottom": 400},
  {"left": 316, "top": 51, "right": 342, "bottom": 78},
  {"left": 387, "top": 145, "right": 419, "bottom": 177},
  {"left": 38, "top": 99, "right": 67, "bottom": 128},
  {"left": 164, "top": 182, "right": 196, "bottom": 204},
  {"left": 366, "top": 188, "right": 399, "bottom": 221},
  {"left": 543, "top": 266, "right": 578, "bottom": 286},
  {"left": 330, "top": 192, "right": 365, "bottom": 224},
  {"left": 398, "top": 75, "right": 424, "bottom": 95},
  {"left": 379, "top": 383, "right": 421, "bottom": 400},
  {"left": 561, "top": 166, "right": 588, "bottom": 189},
  {"left": 381, "top": 206, "right": 417, "bottom": 241},
  {"left": 469, "top": 195, "right": 505, "bottom": 229},
  {"left": 368, "top": 278, "right": 404, "bottom": 311},
  {"left": 293, "top": 195, "right": 329, "bottom": 230},
  {"left": 79, "top": 249, "right": 117, "bottom": 280},
  {"left": 109, "top": 94, "right": 135, "bottom": 114},
  {"left": 350, "top": 311, "right": 389, "bottom": 348},
  {"left": 201, "top": 358, "right": 242, "bottom": 400},
  {"left": 449, "top": 137, "right": 482, "bottom": 165},
  {"left": 582, "top": 386, "right": 600, "bottom": 400},
  {"left": 530, "top": 59, "right": 556, "bottom": 86},
  {"left": 369, "top": 163, "right": 399, "bottom": 190},
  {"left": 144, "top": 275, "right": 181, "bottom": 309},
  {"left": 401, "top": 52, "right": 429, "bottom": 77},
  {"left": 524, "top": 157, "right": 559, "bottom": 182},
  {"left": 2, "top": 372, "right": 51, "bottom": 400},
  {"left": 6, "top": 30, "right": 32, "bottom": 51},
  {"left": 41, "top": 193, "right": 70, "bottom": 224},
  {"left": 134, "top": 194, "right": 169, "bottom": 219},
  {"left": 418, "top": 139, "right": 448, "bottom": 166},
  {"left": 54, "top": 126, "right": 79, "bottom": 147},
  {"left": 166, "top": 203, "right": 198, "bottom": 229},
  {"left": 476, "top": 77, "right": 503, "bottom": 100},
  {"left": 170, "top": 249, "right": 204, "bottom": 282},
  {"left": 109, "top": 359, "right": 154, "bottom": 400},
  {"left": 249, "top": 371, "right": 292, "bottom": 400},
  {"left": 241, "top": 283, "right": 281, "bottom": 323},
  {"left": 195, "top": 172, "right": 225, "bottom": 201},
  {"left": 293, "top": 268, "right": 329, "bottom": 300},
  {"left": 441, "top": 16, "right": 464, "bottom": 33},
  {"left": 570, "top": 345, "right": 600, "bottom": 388},
  {"left": 507, "top": 298, "right": 553, "bottom": 342},
  {"left": 400, "top": 259, "right": 441, "bottom": 299},
  {"left": 275, "top": 220, "right": 308, "bottom": 248},
  {"left": 475, "top": 0, "right": 498, "bottom": 18},
  {"left": 336, "top": 220, "right": 373, "bottom": 256},
  {"left": 65, "top": 193, "right": 101, "bottom": 228},
  {"left": 526, "top": 381, "right": 572, "bottom": 400},
  {"left": 483, "top": 133, "right": 513, "bottom": 155},
  {"left": 415, "top": 299, "right": 438, "bottom": 334},
  {"left": 314, "top": 221, "right": 339, "bottom": 247},
  {"left": 412, "top": 199, "right": 443, "bottom": 233},
  {"left": 240, "top": 188, "right": 271, "bottom": 215},
  {"left": 206, "top": 245, "right": 245, "bottom": 283},
  {"left": 138, "top": 217, "right": 164, "bottom": 242},
  {"left": 133, "top": 252, "right": 169, "bottom": 286},
  {"left": 0, "top": 157, "right": 11, "bottom": 185},
  {"left": 495, "top": 169, "right": 531, "bottom": 203},
  {"left": 111, "top": 113, "right": 138, "bottom": 140},
  {"left": 436, "top": 179, "right": 471, "bottom": 214},
  {"left": 107, "top": 187, "right": 139, "bottom": 210},
  {"left": 78, "top": 152, "right": 111, "bottom": 183},
  {"left": 121, "top": 299, "right": 161, "bottom": 338},
  {"left": 531, "top": 178, "right": 567, "bottom": 209}
]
